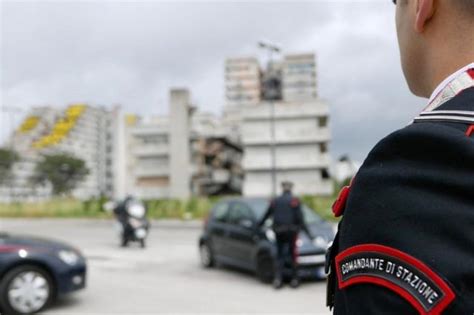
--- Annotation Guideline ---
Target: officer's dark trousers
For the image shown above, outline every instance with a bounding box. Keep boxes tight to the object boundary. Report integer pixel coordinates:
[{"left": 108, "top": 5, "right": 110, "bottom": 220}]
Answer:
[{"left": 275, "top": 232, "right": 298, "bottom": 281}]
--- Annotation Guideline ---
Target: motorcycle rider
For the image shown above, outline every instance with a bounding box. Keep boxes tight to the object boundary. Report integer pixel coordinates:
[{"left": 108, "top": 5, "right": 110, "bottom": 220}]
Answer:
[
  {"left": 258, "top": 181, "right": 313, "bottom": 289},
  {"left": 113, "top": 195, "right": 148, "bottom": 247},
  {"left": 113, "top": 196, "right": 133, "bottom": 224}
]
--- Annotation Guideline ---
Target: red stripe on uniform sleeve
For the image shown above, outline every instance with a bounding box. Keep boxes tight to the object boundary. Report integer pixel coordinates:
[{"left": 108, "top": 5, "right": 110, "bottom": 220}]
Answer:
[{"left": 468, "top": 68, "right": 474, "bottom": 79}]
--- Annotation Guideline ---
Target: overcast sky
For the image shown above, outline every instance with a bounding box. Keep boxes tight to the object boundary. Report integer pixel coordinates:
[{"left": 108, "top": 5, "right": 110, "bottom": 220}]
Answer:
[{"left": 1, "top": 0, "right": 426, "bottom": 162}]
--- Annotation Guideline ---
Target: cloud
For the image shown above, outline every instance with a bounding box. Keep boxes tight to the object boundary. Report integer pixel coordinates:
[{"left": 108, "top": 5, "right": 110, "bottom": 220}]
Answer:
[{"left": 1, "top": 0, "right": 425, "bottom": 161}]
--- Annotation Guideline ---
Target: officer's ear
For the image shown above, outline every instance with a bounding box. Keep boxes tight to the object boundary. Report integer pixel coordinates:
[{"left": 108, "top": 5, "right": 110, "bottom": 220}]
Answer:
[{"left": 414, "top": 0, "right": 436, "bottom": 33}]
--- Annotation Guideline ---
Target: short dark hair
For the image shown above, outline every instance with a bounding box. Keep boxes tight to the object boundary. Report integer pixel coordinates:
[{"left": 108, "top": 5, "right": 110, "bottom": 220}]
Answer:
[{"left": 281, "top": 181, "right": 293, "bottom": 191}]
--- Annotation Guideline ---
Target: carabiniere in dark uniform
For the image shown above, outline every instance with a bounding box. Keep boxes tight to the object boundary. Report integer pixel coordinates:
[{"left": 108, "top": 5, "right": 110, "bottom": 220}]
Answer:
[
  {"left": 259, "top": 181, "right": 313, "bottom": 289},
  {"left": 326, "top": 68, "right": 474, "bottom": 314}
]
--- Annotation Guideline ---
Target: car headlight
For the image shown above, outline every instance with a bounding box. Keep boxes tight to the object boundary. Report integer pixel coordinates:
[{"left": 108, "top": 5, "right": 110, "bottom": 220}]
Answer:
[
  {"left": 313, "top": 236, "right": 329, "bottom": 249},
  {"left": 58, "top": 250, "right": 80, "bottom": 265}
]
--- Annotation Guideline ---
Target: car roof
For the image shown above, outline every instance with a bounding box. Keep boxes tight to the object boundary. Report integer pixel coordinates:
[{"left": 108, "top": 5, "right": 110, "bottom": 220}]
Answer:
[
  {"left": 213, "top": 197, "right": 269, "bottom": 219},
  {"left": 219, "top": 197, "right": 271, "bottom": 208},
  {"left": 214, "top": 197, "right": 326, "bottom": 223}
]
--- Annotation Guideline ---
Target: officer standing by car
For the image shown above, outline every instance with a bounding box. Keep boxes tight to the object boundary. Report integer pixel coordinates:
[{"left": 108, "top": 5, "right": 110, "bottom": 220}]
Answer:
[
  {"left": 327, "top": 0, "right": 474, "bottom": 314},
  {"left": 259, "top": 181, "right": 313, "bottom": 289}
]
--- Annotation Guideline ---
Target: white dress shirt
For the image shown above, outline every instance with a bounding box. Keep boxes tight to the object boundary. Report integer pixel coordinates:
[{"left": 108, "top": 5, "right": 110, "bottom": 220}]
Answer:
[
  {"left": 429, "top": 62, "right": 474, "bottom": 104},
  {"left": 424, "top": 62, "right": 474, "bottom": 111}
]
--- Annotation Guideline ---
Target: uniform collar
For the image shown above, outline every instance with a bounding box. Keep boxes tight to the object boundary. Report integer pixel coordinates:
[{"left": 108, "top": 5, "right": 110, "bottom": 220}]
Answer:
[
  {"left": 413, "top": 87, "right": 474, "bottom": 124},
  {"left": 424, "top": 63, "right": 474, "bottom": 112}
]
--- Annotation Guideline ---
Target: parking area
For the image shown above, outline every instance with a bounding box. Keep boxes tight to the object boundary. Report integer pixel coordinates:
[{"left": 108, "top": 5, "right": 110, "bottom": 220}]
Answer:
[{"left": 0, "top": 219, "right": 330, "bottom": 314}]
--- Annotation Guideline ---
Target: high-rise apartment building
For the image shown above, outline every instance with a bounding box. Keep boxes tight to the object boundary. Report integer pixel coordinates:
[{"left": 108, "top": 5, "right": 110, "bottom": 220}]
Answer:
[
  {"left": 282, "top": 53, "right": 318, "bottom": 102},
  {"left": 125, "top": 115, "right": 171, "bottom": 199},
  {"left": 223, "top": 57, "right": 262, "bottom": 141},
  {"left": 241, "top": 100, "right": 332, "bottom": 196},
  {"left": 225, "top": 57, "right": 261, "bottom": 106},
  {"left": 224, "top": 52, "right": 333, "bottom": 197},
  {"left": 0, "top": 105, "right": 117, "bottom": 201}
]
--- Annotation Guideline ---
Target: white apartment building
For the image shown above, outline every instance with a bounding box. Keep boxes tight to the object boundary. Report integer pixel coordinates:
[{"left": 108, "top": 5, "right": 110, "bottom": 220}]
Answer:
[
  {"left": 0, "top": 105, "right": 117, "bottom": 201},
  {"left": 225, "top": 57, "right": 261, "bottom": 106},
  {"left": 0, "top": 107, "right": 57, "bottom": 201},
  {"left": 226, "top": 52, "right": 333, "bottom": 197},
  {"left": 241, "top": 100, "right": 332, "bottom": 197},
  {"left": 125, "top": 116, "right": 171, "bottom": 199},
  {"left": 282, "top": 53, "right": 318, "bottom": 102},
  {"left": 124, "top": 89, "right": 243, "bottom": 200},
  {"left": 222, "top": 53, "right": 321, "bottom": 139},
  {"left": 38, "top": 106, "right": 116, "bottom": 199},
  {"left": 223, "top": 57, "right": 262, "bottom": 141}
]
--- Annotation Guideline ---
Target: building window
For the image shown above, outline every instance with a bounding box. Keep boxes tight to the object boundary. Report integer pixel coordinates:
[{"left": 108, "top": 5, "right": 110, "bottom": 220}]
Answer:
[
  {"left": 320, "top": 143, "right": 328, "bottom": 153},
  {"left": 318, "top": 116, "right": 328, "bottom": 128},
  {"left": 321, "top": 168, "right": 330, "bottom": 179}
]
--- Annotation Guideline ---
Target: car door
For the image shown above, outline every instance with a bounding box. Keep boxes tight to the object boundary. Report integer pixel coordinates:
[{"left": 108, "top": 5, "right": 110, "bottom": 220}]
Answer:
[
  {"left": 207, "top": 201, "right": 231, "bottom": 258},
  {"left": 227, "top": 201, "right": 258, "bottom": 267}
]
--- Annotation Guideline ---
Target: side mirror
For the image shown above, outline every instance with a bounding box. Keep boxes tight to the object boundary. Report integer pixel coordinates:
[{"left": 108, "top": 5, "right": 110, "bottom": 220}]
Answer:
[{"left": 239, "top": 219, "right": 254, "bottom": 229}]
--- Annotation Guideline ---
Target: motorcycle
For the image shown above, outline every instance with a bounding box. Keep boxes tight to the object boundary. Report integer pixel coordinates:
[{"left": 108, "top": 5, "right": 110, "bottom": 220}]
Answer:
[{"left": 105, "top": 197, "right": 150, "bottom": 248}]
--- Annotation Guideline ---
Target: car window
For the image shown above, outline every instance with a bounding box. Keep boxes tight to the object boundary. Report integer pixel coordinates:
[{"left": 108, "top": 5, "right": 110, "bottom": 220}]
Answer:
[
  {"left": 246, "top": 199, "right": 270, "bottom": 220},
  {"left": 260, "top": 203, "right": 322, "bottom": 226},
  {"left": 228, "top": 202, "right": 254, "bottom": 225},
  {"left": 211, "top": 202, "right": 229, "bottom": 222}
]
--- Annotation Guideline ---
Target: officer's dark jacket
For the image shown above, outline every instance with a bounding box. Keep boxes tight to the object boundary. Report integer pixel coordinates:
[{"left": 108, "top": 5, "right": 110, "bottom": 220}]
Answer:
[
  {"left": 259, "top": 192, "right": 310, "bottom": 236},
  {"left": 329, "top": 87, "right": 474, "bottom": 314}
]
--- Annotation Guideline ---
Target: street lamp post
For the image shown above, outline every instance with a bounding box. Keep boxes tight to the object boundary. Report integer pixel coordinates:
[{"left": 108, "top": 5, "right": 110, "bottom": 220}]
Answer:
[{"left": 258, "top": 41, "right": 281, "bottom": 197}]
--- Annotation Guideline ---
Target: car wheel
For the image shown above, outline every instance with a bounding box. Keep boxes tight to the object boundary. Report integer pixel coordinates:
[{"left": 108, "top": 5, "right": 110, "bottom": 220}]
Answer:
[
  {"left": 0, "top": 265, "right": 54, "bottom": 315},
  {"left": 256, "top": 252, "right": 275, "bottom": 284},
  {"left": 199, "top": 242, "right": 214, "bottom": 268}
]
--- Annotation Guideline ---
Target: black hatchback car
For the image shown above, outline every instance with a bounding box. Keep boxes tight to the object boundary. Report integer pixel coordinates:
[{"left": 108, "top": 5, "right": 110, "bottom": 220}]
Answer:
[
  {"left": 0, "top": 233, "right": 87, "bottom": 315},
  {"left": 198, "top": 197, "right": 335, "bottom": 282}
]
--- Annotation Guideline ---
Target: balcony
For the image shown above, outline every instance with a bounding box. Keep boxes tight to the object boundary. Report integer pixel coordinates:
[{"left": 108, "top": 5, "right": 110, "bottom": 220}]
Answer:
[
  {"left": 226, "top": 89, "right": 261, "bottom": 99},
  {"left": 225, "top": 68, "right": 260, "bottom": 77},
  {"left": 131, "top": 126, "right": 168, "bottom": 136},
  {"left": 241, "top": 101, "right": 329, "bottom": 120},
  {"left": 243, "top": 153, "right": 330, "bottom": 171},
  {"left": 226, "top": 79, "right": 260, "bottom": 89},
  {"left": 133, "top": 145, "right": 169, "bottom": 157},
  {"left": 242, "top": 128, "right": 331, "bottom": 145},
  {"left": 134, "top": 187, "right": 170, "bottom": 199},
  {"left": 134, "top": 166, "right": 169, "bottom": 177}
]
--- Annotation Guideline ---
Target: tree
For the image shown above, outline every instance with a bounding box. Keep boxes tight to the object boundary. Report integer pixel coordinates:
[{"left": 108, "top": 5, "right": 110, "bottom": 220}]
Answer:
[
  {"left": 31, "top": 153, "right": 90, "bottom": 196},
  {"left": 0, "top": 148, "right": 19, "bottom": 186}
]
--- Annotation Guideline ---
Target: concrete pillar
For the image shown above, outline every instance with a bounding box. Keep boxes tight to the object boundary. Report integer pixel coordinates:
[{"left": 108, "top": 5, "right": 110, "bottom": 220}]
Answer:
[
  {"left": 112, "top": 106, "right": 128, "bottom": 200},
  {"left": 169, "top": 89, "right": 191, "bottom": 199}
]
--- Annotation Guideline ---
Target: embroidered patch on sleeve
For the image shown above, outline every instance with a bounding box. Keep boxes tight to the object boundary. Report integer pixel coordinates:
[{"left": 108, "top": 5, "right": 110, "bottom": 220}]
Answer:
[{"left": 336, "top": 244, "right": 455, "bottom": 315}]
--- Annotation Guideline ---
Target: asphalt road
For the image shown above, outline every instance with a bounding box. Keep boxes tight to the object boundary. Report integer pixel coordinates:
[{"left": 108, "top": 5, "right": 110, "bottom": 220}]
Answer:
[{"left": 0, "top": 219, "right": 330, "bottom": 315}]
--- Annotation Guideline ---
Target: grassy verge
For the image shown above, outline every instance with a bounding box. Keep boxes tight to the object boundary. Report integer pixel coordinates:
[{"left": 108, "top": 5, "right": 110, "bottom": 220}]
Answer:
[
  {"left": 301, "top": 195, "right": 337, "bottom": 222},
  {"left": 0, "top": 198, "right": 108, "bottom": 218},
  {"left": 0, "top": 195, "right": 338, "bottom": 222}
]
